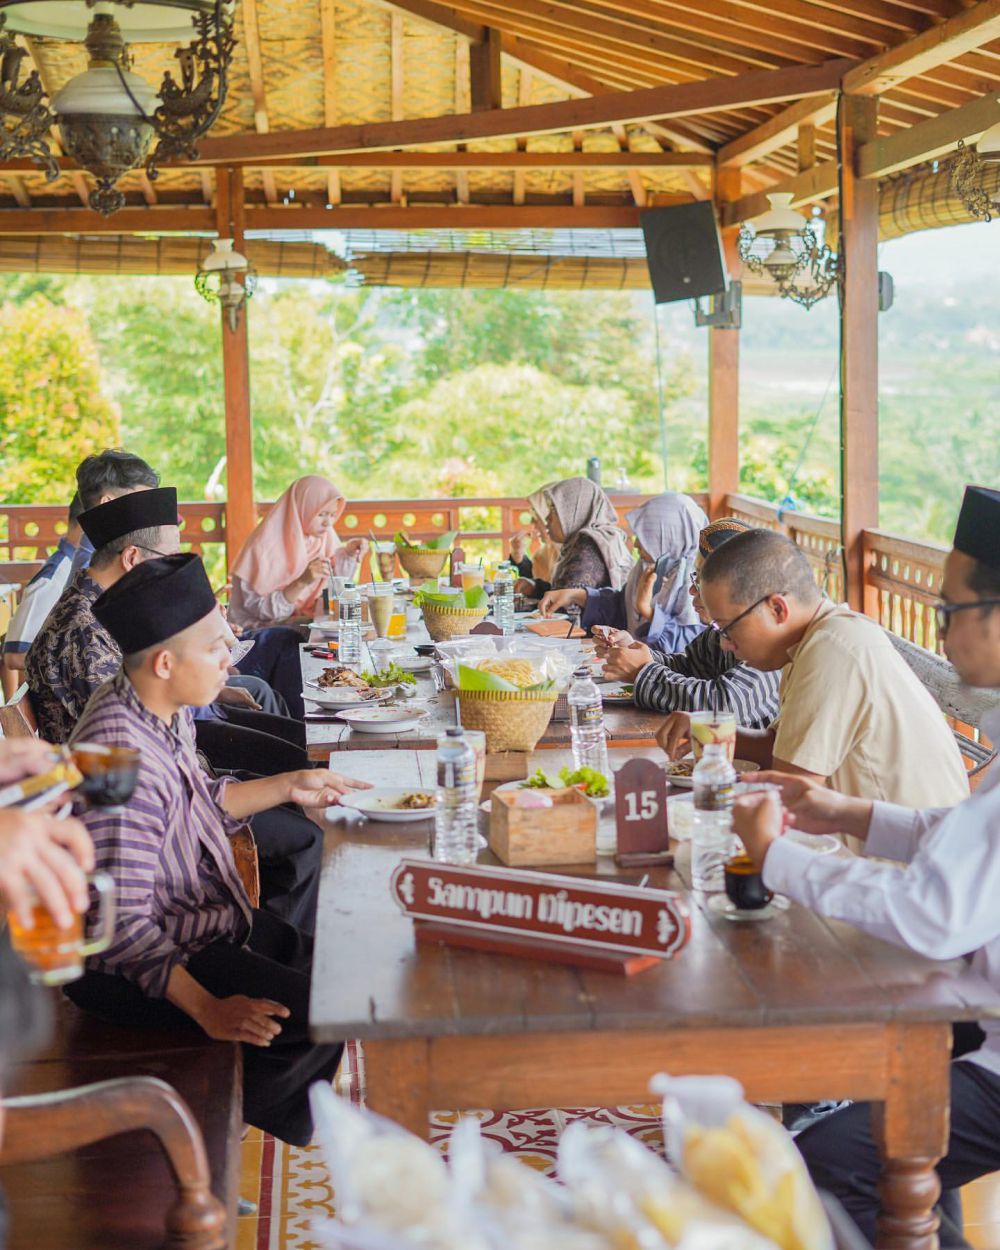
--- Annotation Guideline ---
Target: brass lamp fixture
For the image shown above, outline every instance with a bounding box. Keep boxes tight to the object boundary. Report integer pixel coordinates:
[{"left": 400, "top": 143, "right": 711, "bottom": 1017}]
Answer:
[
  {"left": 195, "top": 237, "right": 257, "bottom": 331},
  {"left": 0, "top": 0, "right": 234, "bottom": 216},
  {"left": 737, "top": 192, "right": 840, "bottom": 311},
  {"left": 951, "top": 106, "right": 1000, "bottom": 222}
]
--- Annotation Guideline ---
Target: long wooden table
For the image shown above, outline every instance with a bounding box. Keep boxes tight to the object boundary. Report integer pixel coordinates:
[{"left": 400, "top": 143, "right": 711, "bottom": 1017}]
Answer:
[
  {"left": 301, "top": 640, "right": 665, "bottom": 760},
  {"left": 310, "top": 747, "right": 1000, "bottom": 1250}
]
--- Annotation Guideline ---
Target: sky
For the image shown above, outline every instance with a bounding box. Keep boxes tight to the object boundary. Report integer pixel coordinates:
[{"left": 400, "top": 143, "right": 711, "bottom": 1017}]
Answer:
[{"left": 879, "top": 218, "right": 1000, "bottom": 287}]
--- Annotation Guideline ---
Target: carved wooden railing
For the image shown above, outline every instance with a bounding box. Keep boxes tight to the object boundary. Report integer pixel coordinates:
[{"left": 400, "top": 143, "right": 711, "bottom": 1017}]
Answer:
[
  {"left": 863, "top": 528, "right": 948, "bottom": 655},
  {"left": 725, "top": 494, "right": 844, "bottom": 603},
  {"left": 0, "top": 493, "right": 713, "bottom": 589}
]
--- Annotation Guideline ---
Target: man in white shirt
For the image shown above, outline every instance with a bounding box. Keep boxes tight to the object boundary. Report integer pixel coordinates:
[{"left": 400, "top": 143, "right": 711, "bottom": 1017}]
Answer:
[{"left": 732, "top": 484, "right": 1000, "bottom": 1249}]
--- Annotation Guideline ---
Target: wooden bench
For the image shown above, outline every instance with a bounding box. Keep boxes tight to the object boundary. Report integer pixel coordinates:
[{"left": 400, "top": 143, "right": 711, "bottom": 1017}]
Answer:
[
  {"left": 0, "top": 994, "right": 242, "bottom": 1249},
  {"left": 887, "top": 632, "right": 999, "bottom": 778}
]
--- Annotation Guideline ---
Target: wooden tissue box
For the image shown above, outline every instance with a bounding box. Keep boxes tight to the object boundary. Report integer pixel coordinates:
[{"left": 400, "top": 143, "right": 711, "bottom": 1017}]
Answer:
[{"left": 489, "top": 787, "right": 597, "bottom": 866}]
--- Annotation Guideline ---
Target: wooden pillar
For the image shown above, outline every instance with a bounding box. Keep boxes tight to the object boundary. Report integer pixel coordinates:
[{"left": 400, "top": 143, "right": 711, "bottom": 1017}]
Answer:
[
  {"left": 838, "top": 96, "right": 879, "bottom": 612},
  {"left": 216, "top": 166, "right": 256, "bottom": 572},
  {"left": 469, "top": 27, "right": 502, "bottom": 112},
  {"left": 708, "top": 165, "right": 741, "bottom": 519}
]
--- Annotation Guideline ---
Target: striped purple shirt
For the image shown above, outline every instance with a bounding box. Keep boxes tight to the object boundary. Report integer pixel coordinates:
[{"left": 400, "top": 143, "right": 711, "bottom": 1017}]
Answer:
[{"left": 71, "top": 669, "right": 253, "bottom": 998}]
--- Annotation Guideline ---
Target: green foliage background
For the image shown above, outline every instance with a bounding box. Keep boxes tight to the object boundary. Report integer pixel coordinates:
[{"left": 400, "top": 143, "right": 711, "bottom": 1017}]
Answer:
[{"left": 0, "top": 257, "right": 995, "bottom": 549}]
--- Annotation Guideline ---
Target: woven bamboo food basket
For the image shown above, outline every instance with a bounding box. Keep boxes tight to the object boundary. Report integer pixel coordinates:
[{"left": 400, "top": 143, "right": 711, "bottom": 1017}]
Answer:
[
  {"left": 456, "top": 688, "right": 558, "bottom": 753},
  {"left": 421, "top": 600, "right": 488, "bottom": 641},
  {"left": 395, "top": 545, "right": 450, "bottom": 580}
]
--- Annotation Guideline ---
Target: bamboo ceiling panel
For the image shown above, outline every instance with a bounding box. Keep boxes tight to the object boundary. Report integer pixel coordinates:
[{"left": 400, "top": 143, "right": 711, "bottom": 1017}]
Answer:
[{"left": 0, "top": 0, "right": 997, "bottom": 246}]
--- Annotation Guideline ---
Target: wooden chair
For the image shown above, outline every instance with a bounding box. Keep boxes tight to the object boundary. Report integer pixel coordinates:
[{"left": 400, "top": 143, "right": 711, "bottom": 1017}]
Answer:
[
  {"left": 0, "top": 682, "right": 37, "bottom": 739},
  {"left": 886, "top": 632, "right": 999, "bottom": 778},
  {"left": 0, "top": 996, "right": 242, "bottom": 1250}
]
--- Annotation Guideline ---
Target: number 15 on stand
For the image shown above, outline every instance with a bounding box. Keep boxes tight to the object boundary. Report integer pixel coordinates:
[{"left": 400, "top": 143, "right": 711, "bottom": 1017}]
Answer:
[{"left": 614, "top": 758, "right": 673, "bottom": 869}]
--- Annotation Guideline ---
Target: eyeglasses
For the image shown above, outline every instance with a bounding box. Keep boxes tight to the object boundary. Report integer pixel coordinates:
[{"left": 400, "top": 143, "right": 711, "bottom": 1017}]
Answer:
[
  {"left": 689, "top": 571, "right": 701, "bottom": 589},
  {"left": 710, "top": 592, "right": 781, "bottom": 641},
  {"left": 132, "top": 543, "right": 171, "bottom": 558},
  {"left": 934, "top": 598, "right": 1000, "bottom": 636}
]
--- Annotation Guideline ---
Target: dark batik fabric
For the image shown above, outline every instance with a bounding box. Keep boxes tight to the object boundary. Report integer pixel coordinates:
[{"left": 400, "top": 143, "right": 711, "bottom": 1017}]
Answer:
[
  {"left": 531, "top": 533, "right": 612, "bottom": 598},
  {"left": 71, "top": 670, "right": 252, "bottom": 998},
  {"left": 25, "top": 571, "right": 121, "bottom": 744}
]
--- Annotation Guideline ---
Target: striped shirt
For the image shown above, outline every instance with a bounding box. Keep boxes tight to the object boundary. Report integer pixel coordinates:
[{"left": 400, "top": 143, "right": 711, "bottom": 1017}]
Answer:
[
  {"left": 71, "top": 670, "right": 253, "bottom": 998},
  {"left": 633, "top": 626, "right": 780, "bottom": 728},
  {"left": 2, "top": 537, "right": 77, "bottom": 658}
]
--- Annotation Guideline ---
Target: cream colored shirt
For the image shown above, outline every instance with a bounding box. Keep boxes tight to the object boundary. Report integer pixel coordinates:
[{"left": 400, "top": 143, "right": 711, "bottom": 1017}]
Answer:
[{"left": 773, "top": 601, "right": 970, "bottom": 807}]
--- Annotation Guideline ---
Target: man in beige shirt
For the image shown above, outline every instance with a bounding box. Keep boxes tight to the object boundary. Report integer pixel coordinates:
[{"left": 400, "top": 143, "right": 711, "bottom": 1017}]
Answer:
[{"left": 657, "top": 528, "right": 969, "bottom": 807}]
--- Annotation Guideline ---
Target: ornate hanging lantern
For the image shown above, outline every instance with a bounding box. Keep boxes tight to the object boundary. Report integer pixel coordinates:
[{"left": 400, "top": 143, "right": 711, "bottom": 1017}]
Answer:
[
  {"left": 950, "top": 106, "right": 1000, "bottom": 222},
  {"left": 0, "top": 0, "right": 234, "bottom": 216},
  {"left": 738, "top": 192, "right": 840, "bottom": 310}
]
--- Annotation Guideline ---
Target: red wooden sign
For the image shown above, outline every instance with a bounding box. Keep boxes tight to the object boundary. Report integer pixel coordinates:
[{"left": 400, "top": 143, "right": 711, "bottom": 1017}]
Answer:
[
  {"left": 391, "top": 859, "right": 690, "bottom": 965},
  {"left": 614, "top": 757, "right": 671, "bottom": 868}
]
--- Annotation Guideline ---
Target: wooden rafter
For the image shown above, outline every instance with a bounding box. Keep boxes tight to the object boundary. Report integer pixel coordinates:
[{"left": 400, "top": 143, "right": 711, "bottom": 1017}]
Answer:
[
  {"left": 844, "top": 0, "right": 1000, "bottom": 94},
  {"left": 391, "top": 13, "right": 405, "bottom": 204},
  {"left": 717, "top": 94, "right": 838, "bottom": 167},
  {"left": 514, "top": 70, "right": 533, "bottom": 207},
  {"left": 454, "top": 41, "right": 470, "bottom": 205},
  {"left": 194, "top": 60, "right": 855, "bottom": 164},
  {"left": 858, "top": 88, "right": 1000, "bottom": 178},
  {"left": 720, "top": 158, "right": 839, "bottom": 226},
  {"left": 0, "top": 204, "right": 667, "bottom": 234},
  {"left": 320, "top": 0, "right": 341, "bottom": 206},
  {"left": 241, "top": 0, "right": 278, "bottom": 204},
  {"left": 469, "top": 25, "right": 502, "bottom": 111}
]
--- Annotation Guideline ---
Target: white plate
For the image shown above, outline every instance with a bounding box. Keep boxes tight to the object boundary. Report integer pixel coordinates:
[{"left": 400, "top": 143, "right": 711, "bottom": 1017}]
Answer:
[
  {"left": 335, "top": 706, "right": 429, "bottom": 734},
  {"left": 337, "top": 788, "right": 437, "bottom": 822},
  {"left": 665, "top": 758, "right": 757, "bottom": 789},
  {"left": 707, "top": 893, "right": 790, "bottom": 922},
  {"left": 304, "top": 688, "right": 388, "bottom": 710},
  {"left": 601, "top": 681, "right": 636, "bottom": 704},
  {"left": 785, "top": 829, "right": 841, "bottom": 856},
  {"left": 394, "top": 655, "right": 434, "bottom": 672},
  {"left": 313, "top": 619, "right": 340, "bottom": 634}
]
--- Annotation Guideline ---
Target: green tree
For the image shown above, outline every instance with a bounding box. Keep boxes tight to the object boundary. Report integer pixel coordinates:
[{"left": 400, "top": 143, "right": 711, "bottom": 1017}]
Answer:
[{"left": 0, "top": 294, "right": 120, "bottom": 501}]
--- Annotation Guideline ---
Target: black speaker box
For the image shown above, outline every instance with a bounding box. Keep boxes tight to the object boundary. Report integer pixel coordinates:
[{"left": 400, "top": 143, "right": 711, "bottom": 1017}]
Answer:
[{"left": 640, "top": 202, "right": 728, "bottom": 304}]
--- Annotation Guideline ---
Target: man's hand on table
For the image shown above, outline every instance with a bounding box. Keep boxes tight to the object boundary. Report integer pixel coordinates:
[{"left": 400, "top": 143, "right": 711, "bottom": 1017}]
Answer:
[
  {"left": 746, "top": 771, "right": 874, "bottom": 841},
  {"left": 284, "top": 769, "right": 372, "bottom": 809},
  {"left": 603, "top": 641, "right": 653, "bottom": 682}
]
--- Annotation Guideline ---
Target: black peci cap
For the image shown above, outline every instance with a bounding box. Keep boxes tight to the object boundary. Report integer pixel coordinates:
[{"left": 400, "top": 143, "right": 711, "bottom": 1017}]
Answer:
[
  {"left": 953, "top": 486, "right": 1000, "bottom": 570},
  {"left": 78, "top": 486, "right": 178, "bottom": 551},
  {"left": 92, "top": 553, "right": 218, "bottom": 655}
]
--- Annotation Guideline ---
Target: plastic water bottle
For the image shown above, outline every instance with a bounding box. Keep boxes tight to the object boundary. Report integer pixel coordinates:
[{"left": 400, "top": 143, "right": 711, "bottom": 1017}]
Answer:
[
  {"left": 432, "top": 728, "right": 479, "bottom": 865},
  {"left": 568, "top": 665, "right": 609, "bottom": 778},
  {"left": 337, "top": 583, "right": 362, "bottom": 667},
  {"left": 493, "top": 562, "right": 515, "bottom": 634},
  {"left": 691, "top": 743, "right": 738, "bottom": 892}
]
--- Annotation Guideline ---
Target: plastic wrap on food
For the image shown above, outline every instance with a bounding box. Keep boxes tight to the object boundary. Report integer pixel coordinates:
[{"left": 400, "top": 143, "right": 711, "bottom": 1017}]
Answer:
[
  {"left": 434, "top": 637, "right": 576, "bottom": 689},
  {"left": 651, "top": 1075, "right": 834, "bottom": 1250},
  {"left": 309, "top": 1085, "right": 486, "bottom": 1249},
  {"left": 558, "top": 1122, "right": 777, "bottom": 1250}
]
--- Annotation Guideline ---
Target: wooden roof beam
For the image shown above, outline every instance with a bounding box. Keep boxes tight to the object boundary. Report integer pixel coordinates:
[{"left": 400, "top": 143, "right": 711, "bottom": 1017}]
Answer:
[
  {"left": 320, "top": 0, "right": 341, "bottom": 206},
  {"left": 844, "top": 0, "right": 1000, "bottom": 95},
  {"left": 0, "top": 204, "right": 670, "bottom": 234},
  {"left": 717, "top": 93, "right": 838, "bottom": 167},
  {"left": 241, "top": 0, "right": 278, "bottom": 204},
  {"left": 858, "top": 87, "right": 1000, "bottom": 177},
  {"left": 469, "top": 25, "right": 502, "bottom": 111},
  {"left": 719, "top": 158, "right": 838, "bottom": 226},
  {"left": 391, "top": 12, "right": 405, "bottom": 203},
  {"left": 194, "top": 59, "right": 855, "bottom": 164}
]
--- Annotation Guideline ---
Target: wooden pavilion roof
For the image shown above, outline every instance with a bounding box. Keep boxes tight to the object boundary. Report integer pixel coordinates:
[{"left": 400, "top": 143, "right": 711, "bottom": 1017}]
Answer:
[{"left": 1, "top": 0, "right": 999, "bottom": 249}]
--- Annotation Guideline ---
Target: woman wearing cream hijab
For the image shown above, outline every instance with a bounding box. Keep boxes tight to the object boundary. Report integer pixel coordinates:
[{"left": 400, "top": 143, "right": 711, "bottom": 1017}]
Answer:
[
  {"left": 229, "top": 475, "right": 366, "bottom": 629},
  {"left": 514, "top": 477, "right": 633, "bottom": 599}
]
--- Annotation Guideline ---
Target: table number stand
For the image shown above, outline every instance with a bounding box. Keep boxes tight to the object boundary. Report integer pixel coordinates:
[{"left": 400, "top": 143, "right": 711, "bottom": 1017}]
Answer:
[{"left": 614, "top": 757, "right": 673, "bottom": 869}]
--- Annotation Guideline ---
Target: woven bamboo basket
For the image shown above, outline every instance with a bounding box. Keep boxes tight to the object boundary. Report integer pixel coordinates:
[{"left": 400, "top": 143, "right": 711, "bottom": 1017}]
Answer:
[
  {"left": 395, "top": 545, "right": 450, "bottom": 580},
  {"left": 421, "top": 601, "right": 489, "bottom": 641},
  {"left": 456, "top": 688, "right": 558, "bottom": 753}
]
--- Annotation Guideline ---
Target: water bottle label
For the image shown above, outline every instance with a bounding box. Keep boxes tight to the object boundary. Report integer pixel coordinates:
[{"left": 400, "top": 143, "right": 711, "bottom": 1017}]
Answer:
[
  {"left": 438, "top": 759, "right": 476, "bottom": 789},
  {"left": 573, "top": 703, "right": 603, "bottom": 727},
  {"left": 693, "top": 780, "right": 735, "bottom": 810}
]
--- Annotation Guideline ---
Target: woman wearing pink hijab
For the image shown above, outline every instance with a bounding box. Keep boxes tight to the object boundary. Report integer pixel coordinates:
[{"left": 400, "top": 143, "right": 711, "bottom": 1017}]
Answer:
[{"left": 229, "top": 475, "right": 366, "bottom": 629}]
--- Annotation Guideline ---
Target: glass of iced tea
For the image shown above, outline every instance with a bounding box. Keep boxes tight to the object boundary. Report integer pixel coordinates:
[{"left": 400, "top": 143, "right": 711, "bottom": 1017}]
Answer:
[
  {"left": 460, "top": 563, "right": 485, "bottom": 593},
  {"left": 72, "top": 744, "right": 141, "bottom": 813},
  {"left": 373, "top": 542, "right": 397, "bottom": 582},
  {"left": 8, "top": 872, "right": 116, "bottom": 986},
  {"left": 689, "top": 711, "right": 737, "bottom": 762}
]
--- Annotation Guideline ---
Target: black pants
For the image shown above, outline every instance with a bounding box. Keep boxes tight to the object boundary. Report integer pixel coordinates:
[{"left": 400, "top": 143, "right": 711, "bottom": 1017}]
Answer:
[
  {"left": 194, "top": 718, "right": 307, "bottom": 776},
  {"left": 248, "top": 803, "right": 322, "bottom": 933},
  {"left": 65, "top": 909, "right": 342, "bottom": 1146},
  {"left": 797, "top": 1057, "right": 1000, "bottom": 1248}
]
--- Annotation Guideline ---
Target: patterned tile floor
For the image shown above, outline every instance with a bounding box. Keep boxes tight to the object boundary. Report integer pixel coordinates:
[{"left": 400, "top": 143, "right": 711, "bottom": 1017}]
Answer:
[{"left": 235, "top": 1042, "right": 1000, "bottom": 1250}]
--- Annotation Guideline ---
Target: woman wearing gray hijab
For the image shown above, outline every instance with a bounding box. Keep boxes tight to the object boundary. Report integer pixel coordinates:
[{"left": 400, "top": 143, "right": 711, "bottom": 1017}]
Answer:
[
  {"left": 514, "top": 477, "right": 633, "bottom": 600},
  {"left": 540, "top": 492, "right": 708, "bottom": 652}
]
